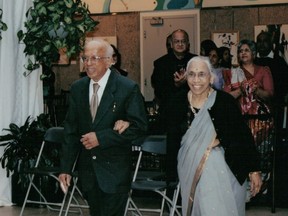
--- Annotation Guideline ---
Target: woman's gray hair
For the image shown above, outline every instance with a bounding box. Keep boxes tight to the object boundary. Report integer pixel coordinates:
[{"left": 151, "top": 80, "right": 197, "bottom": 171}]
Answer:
[{"left": 186, "top": 56, "right": 214, "bottom": 76}]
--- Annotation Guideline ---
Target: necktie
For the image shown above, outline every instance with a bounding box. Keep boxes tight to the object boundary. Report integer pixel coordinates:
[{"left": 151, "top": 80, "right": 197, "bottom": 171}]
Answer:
[{"left": 91, "top": 83, "right": 100, "bottom": 121}]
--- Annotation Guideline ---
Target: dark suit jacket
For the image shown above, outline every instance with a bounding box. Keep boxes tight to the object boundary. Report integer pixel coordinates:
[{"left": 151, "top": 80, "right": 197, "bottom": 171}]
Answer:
[
  {"left": 60, "top": 69, "right": 148, "bottom": 193},
  {"left": 166, "top": 89, "right": 260, "bottom": 185}
]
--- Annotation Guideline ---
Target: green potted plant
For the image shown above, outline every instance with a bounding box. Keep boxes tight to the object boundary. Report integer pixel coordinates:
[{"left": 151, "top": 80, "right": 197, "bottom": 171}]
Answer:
[
  {"left": 0, "top": 8, "right": 8, "bottom": 40},
  {"left": 0, "top": 114, "right": 55, "bottom": 204},
  {"left": 17, "top": 0, "right": 98, "bottom": 77}
]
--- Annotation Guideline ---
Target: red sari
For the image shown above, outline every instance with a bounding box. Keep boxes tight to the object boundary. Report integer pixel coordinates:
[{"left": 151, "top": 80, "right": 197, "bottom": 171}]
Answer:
[
  {"left": 240, "top": 65, "right": 274, "bottom": 115},
  {"left": 224, "top": 65, "right": 274, "bottom": 197},
  {"left": 223, "top": 65, "right": 274, "bottom": 152}
]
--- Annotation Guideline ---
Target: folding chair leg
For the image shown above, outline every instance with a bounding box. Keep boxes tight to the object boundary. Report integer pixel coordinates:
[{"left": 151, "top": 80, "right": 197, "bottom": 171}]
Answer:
[
  {"left": 58, "top": 190, "right": 69, "bottom": 216},
  {"left": 125, "top": 196, "right": 143, "bottom": 216},
  {"left": 159, "top": 189, "right": 166, "bottom": 216},
  {"left": 19, "top": 174, "right": 35, "bottom": 216},
  {"left": 63, "top": 176, "right": 88, "bottom": 216},
  {"left": 169, "top": 184, "right": 181, "bottom": 216}
]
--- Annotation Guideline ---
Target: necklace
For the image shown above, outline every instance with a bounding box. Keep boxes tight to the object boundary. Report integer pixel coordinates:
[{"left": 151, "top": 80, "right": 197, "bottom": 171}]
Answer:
[
  {"left": 188, "top": 91, "right": 197, "bottom": 116},
  {"left": 190, "top": 103, "right": 198, "bottom": 116},
  {"left": 188, "top": 88, "right": 214, "bottom": 116}
]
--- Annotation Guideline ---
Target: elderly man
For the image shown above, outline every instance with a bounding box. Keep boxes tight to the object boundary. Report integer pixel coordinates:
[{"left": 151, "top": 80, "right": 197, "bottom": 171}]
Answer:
[
  {"left": 151, "top": 29, "right": 197, "bottom": 134},
  {"left": 59, "top": 39, "right": 147, "bottom": 216}
]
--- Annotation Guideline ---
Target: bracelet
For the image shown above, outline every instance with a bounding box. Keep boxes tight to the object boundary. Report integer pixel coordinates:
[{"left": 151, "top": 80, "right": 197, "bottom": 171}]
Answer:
[{"left": 249, "top": 171, "right": 261, "bottom": 177}]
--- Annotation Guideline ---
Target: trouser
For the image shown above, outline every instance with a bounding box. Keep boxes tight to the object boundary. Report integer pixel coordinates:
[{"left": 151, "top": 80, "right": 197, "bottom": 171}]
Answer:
[{"left": 80, "top": 170, "right": 128, "bottom": 216}]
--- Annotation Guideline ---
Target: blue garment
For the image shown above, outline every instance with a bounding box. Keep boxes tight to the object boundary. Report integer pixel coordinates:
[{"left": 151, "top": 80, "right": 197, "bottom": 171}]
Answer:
[
  {"left": 192, "top": 146, "right": 246, "bottom": 216},
  {"left": 211, "top": 67, "right": 224, "bottom": 90}
]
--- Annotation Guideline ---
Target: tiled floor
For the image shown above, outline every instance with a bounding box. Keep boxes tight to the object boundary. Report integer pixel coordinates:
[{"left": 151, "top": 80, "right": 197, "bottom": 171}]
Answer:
[{"left": 0, "top": 201, "right": 287, "bottom": 216}]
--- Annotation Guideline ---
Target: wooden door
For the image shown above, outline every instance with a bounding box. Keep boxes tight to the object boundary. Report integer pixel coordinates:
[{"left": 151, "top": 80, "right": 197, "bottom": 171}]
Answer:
[{"left": 140, "top": 9, "right": 200, "bottom": 101}]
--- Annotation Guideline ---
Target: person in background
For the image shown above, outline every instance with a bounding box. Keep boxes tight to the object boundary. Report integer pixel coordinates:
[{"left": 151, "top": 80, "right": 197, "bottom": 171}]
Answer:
[
  {"left": 167, "top": 56, "right": 262, "bottom": 215},
  {"left": 200, "top": 39, "right": 217, "bottom": 56},
  {"left": 58, "top": 39, "right": 147, "bottom": 216},
  {"left": 208, "top": 47, "right": 224, "bottom": 90},
  {"left": 151, "top": 29, "right": 197, "bottom": 134},
  {"left": 219, "top": 46, "right": 233, "bottom": 69},
  {"left": 223, "top": 40, "right": 274, "bottom": 202},
  {"left": 255, "top": 30, "right": 288, "bottom": 207},
  {"left": 223, "top": 39, "right": 274, "bottom": 117},
  {"left": 255, "top": 31, "right": 288, "bottom": 105},
  {"left": 111, "top": 44, "right": 128, "bottom": 76},
  {"left": 166, "top": 33, "right": 173, "bottom": 54},
  {"left": 223, "top": 39, "right": 274, "bottom": 145}
]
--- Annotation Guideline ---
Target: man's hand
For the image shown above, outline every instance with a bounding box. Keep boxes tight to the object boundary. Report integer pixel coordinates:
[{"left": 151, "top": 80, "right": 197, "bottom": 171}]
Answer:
[
  {"left": 58, "top": 173, "right": 71, "bottom": 194},
  {"left": 174, "top": 69, "right": 186, "bottom": 87},
  {"left": 80, "top": 132, "right": 99, "bottom": 149},
  {"left": 113, "top": 120, "right": 130, "bottom": 134}
]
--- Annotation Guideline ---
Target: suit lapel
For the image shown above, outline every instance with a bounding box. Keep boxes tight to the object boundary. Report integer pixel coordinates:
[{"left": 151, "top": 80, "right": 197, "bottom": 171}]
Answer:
[{"left": 93, "top": 70, "right": 118, "bottom": 126}]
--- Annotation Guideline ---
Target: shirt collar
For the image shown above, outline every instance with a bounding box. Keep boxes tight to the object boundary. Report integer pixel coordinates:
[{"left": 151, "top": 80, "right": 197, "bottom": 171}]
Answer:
[
  {"left": 90, "top": 68, "right": 111, "bottom": 88},
  {"left": 257, "top": 50, "right": 274, "bottom": 58}
]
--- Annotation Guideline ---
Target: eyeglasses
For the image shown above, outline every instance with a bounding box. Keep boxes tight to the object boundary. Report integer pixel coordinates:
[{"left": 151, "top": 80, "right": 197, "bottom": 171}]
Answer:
[
  {"left": 187, "top": 72, "right": 209, "bottom": 80},
  {"left": 238, "top": 48, "right": 251, "bottom": 54},
  {"left": 172, "top": 39, "right": 188, "bottom": 45},
  {"left": 81, "top": 55, "right": 110, "bottom": 64}
]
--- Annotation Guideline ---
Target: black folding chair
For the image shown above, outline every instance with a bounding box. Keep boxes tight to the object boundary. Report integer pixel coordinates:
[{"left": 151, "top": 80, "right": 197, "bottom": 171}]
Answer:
[
  {"left": 125, "top": 135, "right": 181, "bottom": 216},
  {"left": 19, "top": 127, "right": 84, "bottom": 216}
]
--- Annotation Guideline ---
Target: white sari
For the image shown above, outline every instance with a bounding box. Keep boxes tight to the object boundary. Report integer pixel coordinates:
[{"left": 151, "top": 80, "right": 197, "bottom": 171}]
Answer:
[{"left": 177, "top": 90, "right": 246, "bottom": 216}]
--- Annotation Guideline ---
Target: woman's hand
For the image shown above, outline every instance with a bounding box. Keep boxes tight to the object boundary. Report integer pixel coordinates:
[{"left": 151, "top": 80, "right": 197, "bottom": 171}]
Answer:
[
  {"left": 212, "top": 138, "right": 220, "bottom": 147},
  {"left": 241, "top": 79, "right": 258, "bottom": 95},
  {"left": 249, "top": 171, "right": 263, "bottom": 197},
  {"left": 113, "top": 120, "right": 130, "bottom": 134}
]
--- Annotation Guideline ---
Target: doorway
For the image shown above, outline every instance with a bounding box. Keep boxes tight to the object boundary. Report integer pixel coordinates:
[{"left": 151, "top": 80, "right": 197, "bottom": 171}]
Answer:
[{"left": 140, "top": 9, "right": 200, "bottom": 101}]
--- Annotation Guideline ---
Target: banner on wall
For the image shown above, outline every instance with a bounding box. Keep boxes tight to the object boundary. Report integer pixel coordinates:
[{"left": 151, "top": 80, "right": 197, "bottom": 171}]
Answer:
[
  {"left": 82, "top": 0, "right": 287, "bottom": 14},
  {"left": 82, "top": 0, "right": 203, "bottom": 14},
  {"left": 202, "top": 0, "right": 287, "bottom": 8}
]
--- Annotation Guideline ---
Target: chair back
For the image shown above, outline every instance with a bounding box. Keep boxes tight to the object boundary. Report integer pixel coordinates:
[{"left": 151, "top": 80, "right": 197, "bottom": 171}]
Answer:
[
  {"left": 140, "top": 135, "right": 166, "bottom": 155},
  {"left": 34, "top": 127, "right": 64, "bottom": 168},
  {"left": 44, "top": 127, "right": 64, "bottom": 144}
]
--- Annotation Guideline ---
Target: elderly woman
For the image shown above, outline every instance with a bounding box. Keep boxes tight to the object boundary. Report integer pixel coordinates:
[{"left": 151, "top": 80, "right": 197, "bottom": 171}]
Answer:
[{"left": 166, "top": 56, "right": 262, "bottom": 216}]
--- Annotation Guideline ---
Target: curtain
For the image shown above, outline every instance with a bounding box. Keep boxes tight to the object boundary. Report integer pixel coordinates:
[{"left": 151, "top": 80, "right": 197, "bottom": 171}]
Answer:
[{"left": 0, "top": 0, "right": 43, "bottom": 206}]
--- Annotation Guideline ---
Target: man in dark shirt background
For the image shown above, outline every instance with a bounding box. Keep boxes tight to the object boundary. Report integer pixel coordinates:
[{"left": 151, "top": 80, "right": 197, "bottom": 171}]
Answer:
[
  {"left": 255, "top": 31, "right": 288, "bottom": 208},
  {"left": 151, "top": 29, "right": 197, "bottom": 134},
  {"left": 255, "top": 31, "right": 288, "bottom": 105}
]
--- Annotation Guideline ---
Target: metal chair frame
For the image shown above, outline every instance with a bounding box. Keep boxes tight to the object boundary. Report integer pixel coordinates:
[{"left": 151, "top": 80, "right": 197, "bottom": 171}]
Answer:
[
  {"left": 19, "top": 127, "right": 84, "bottom": 216},
  {"left": 125, "top": 135, "right": 181, "bottom": 216}
]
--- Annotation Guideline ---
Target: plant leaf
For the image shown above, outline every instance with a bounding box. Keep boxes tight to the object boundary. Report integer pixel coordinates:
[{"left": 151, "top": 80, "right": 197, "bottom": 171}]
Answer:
[
  {"left": 64, "top": 0, "right": 73, "bottom": 8},
  {"left": 38, "top": 5, "right": 47, "bottom": 16},
  {"left": 17, "top": 30, "right": 24, "bottom": 41}
]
